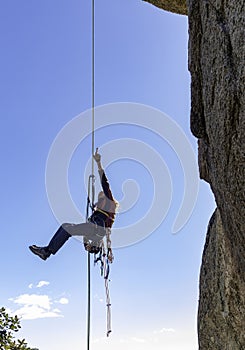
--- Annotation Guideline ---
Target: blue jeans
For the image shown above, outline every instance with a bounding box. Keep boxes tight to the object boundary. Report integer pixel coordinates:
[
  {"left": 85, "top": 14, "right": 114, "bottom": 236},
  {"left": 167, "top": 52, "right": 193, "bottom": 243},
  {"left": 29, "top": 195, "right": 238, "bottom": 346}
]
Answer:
[{"left": 47, "top": 219, "right": 106, "bottom": 254}]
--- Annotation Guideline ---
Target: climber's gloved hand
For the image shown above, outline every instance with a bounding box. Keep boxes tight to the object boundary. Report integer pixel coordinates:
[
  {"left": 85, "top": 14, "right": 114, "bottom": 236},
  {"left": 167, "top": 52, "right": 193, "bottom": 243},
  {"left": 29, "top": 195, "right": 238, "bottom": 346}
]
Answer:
[{"left": 93, "top": 148, "right": 101, "bottom": 163}]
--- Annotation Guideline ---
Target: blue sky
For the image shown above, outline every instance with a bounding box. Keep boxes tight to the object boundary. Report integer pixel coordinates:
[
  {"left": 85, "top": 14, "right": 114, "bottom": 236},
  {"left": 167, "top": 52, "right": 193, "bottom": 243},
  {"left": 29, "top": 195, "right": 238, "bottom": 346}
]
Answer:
[{"left": 1, "top": 1, "right": 216, "bottom": 349}]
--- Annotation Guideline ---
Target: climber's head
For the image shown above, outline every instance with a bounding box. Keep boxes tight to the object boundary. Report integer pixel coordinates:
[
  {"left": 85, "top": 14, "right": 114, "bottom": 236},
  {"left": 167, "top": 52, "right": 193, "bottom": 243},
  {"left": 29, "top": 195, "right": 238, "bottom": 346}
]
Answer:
[{"left": 98, "top": 191, "right": 105, "bottom": 201}]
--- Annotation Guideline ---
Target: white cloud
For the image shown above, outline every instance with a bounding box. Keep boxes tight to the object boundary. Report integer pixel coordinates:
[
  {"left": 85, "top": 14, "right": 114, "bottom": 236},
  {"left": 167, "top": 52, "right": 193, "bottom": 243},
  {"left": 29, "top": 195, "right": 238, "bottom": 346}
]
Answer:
[
  {"left": 9, "top": 293, "right": 66, "bottom": 320},
  {"left": 58, "top": 298, "right": 69, "bottom": 305},
  {"left": 11, "top": 294, "right": 51, "bottom": 310},
  {"left": 37, "top": 281, "right": 50, "bottom": 288},
  {"left": 28, "top": 281, "right": 50, "bottom": 289},
  {"left": 13, "top": 305, "right": 62, "bottom": 320}
]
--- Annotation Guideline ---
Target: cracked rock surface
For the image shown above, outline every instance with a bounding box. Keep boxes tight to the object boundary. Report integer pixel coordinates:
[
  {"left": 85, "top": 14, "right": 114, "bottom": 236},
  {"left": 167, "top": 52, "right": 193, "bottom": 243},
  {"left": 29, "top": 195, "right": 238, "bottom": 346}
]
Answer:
[
  {"left": 145, "top": 0, "right": 245, "bottom": 348},
  {"left": 188, "top": 1, "right": 245, "bottom": 348}
]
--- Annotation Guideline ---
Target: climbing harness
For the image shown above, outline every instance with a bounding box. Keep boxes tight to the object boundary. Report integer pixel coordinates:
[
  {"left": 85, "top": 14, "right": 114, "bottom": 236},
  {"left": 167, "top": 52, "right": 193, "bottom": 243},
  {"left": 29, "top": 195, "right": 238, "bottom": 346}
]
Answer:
[{"left": 96, "top": 208, "right": 111, "bottom": 218}]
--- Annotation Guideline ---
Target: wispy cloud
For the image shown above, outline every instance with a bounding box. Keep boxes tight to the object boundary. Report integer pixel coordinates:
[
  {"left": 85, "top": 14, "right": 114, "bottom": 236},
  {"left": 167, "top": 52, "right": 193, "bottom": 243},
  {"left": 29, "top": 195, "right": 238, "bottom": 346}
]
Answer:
[
  {"left": 154, "top": 327, "right": 176, "bottom": 334},
  {"left": 92, "top": 327, "right": 176, "bottom": 346},
  {"left": 28, "top": 281, "right": 50, "bottom": 289},
  {"left": 131, "top": 336, "right": 146, "bottom": 343},
  {"left": 92, "top": 336, "right": 145, "bottom": 345},
  {"left": 9, "top": 293, "right": 69, "bottom": 320},
  {"left": 94, "top": 293, "right": 103, "bottom": 303}
]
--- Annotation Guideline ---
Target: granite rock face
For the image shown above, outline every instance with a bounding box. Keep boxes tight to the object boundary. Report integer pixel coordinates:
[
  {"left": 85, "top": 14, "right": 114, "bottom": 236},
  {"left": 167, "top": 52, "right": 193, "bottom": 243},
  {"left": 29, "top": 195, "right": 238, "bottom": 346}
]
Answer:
[
  {"left": 188, "top": 1, "right": 245, "bottom": 348},
  {"left": 143, "top": 0, "right": 187, "bottom": 15},
  {"left": 145, "top": 0, "right": 245, "bottom": 349},
  {"left": 198, "top": 209, "right": 245, "bottom": 349}
]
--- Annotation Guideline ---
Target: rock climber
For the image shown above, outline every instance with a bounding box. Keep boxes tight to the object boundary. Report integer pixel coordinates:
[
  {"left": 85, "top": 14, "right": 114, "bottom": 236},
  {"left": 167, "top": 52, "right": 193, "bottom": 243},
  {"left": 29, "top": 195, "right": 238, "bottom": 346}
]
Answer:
[{"left": 29, "top": 149, "right": 118, "bottom": 260}]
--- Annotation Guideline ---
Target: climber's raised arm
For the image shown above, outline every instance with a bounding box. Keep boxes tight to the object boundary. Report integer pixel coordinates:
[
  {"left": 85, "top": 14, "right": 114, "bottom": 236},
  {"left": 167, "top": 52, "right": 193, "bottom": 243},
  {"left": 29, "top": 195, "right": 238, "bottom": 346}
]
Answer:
[{"left": 93, "top": 148, "right": 114, "bottom": 201}]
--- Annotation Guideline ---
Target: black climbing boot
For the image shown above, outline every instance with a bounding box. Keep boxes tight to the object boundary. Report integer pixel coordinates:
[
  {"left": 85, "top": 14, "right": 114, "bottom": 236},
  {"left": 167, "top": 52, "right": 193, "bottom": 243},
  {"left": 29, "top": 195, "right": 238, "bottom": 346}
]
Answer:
[{"left": 29, "top": 245, "right": 51, "bottom": 261}]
